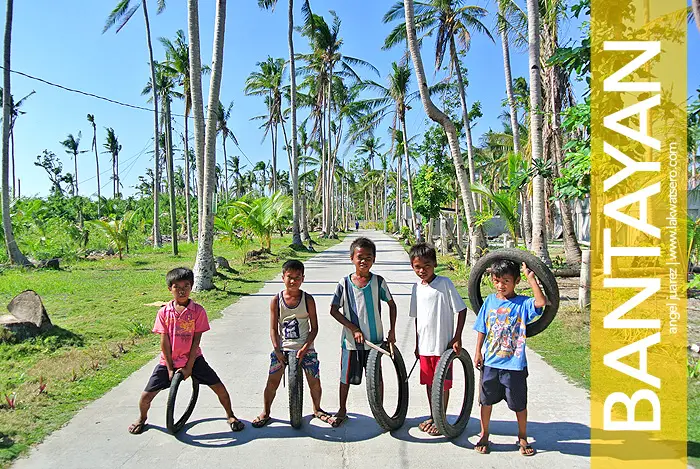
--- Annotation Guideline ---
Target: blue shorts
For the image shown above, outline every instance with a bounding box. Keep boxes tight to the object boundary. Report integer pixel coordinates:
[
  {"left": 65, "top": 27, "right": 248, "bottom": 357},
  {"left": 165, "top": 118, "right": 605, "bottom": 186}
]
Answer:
[
  {"left": 479, "top": 366, "right": 528, "bottom": 412},
  {"left": 269, "top": 351, "right": 320, "bottom": 379}
]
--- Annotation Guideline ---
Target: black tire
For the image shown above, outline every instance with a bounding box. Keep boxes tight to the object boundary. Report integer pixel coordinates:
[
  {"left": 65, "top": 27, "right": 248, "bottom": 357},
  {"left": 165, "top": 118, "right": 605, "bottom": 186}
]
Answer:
[
  {"left": 467, "top": 248, "right": 560, "bottom": 337},
  {"left": 166, "top": 371, "right": 199, "bottom": 434},
  {"left": 287, "top": 353, "right": 304, "bottom": 429},
  {"left": 366, "top": 342, "right": 409, "bottom": 432},
  {"left": 431, "top": 349, "right": 475, "bottom": 439}
]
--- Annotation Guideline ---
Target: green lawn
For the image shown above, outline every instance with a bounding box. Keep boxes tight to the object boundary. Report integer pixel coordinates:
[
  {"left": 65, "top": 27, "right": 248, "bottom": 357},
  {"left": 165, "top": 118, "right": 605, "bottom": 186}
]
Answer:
[
  {"left": 434, "top": 252, "right": 698, "bottom": 467},
  {"left": 0, "top": 234, "right": 342, "bottom": 468}
]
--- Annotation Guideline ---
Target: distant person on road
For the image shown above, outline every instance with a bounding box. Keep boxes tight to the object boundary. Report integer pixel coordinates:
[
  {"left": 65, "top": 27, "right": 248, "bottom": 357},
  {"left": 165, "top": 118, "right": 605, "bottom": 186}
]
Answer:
[
  {"left": 127, "top": 267, "right": 244, "bottom": 435},
  {"left": 473, "top": 259, "right": 545, "bottom": 456},
  {"left": 329, "top": 237, "right": 397, "bottom": 427},
  {"left": 251, "top": 260, "right": 332, "bottom": 428},
  {"left": 355, "top": 220, "right": 360, "bottom": 230},
  {"left": 408, "top": 243, "right": 468, "bottom": 436}
]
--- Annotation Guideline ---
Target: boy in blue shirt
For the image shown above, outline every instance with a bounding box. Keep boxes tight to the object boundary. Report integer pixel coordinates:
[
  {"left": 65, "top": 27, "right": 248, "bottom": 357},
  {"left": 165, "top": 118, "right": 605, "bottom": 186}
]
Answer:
[{"left": 473, "top": 259, "right": 546, "bottom": 456}]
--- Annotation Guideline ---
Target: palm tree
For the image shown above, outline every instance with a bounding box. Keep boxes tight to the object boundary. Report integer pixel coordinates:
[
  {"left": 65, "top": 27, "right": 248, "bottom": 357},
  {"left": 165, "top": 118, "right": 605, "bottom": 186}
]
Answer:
[
  {"left": 525, "top": 0, "right": 551, "bottom": 264},
  {"left": 215, "top": 100, "right": 237, "bottom": 202},
  {"left": 401, "top": 0, "right": 485, "bottom": 263},
  {"left": 103, "top": 127, "right": 122, "bottom": 198},
  {"left": 0, "top": 88, "right": 33, "bottom": 199},
  {"left": 104, "top": 0, "right": 164, "bottom": 247},
  {"left": 86, "top": 114, "right": 101, "bottom": 216},
  {"left": 245, "top": 57, "right": 285, "bottom": 194},
  {"left": 192, "top": 0, "right": 227, "bottom": 291},
  {"left": 384, "top": 0, "right": 493, "bottom": 209},
  {"left": 258, "top": 0, "right": 304, "bottom": 247},
  {"left": 1, "top": 0, "right": 29, "bottom": 265},
  {"left": 693, "top": 0, "right": 700, "bottom": 32},
  {"left": 60, "top": 132, "right": 87, "bottom": 196}
]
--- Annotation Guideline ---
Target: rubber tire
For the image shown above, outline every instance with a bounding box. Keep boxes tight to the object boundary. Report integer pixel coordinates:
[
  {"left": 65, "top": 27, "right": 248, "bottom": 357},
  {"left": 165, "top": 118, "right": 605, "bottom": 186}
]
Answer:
[
  {"left": 366, "top": 342, "right": 409, "bottom": 432},
  {"left": 431, "top": 349, "right": 475, "bottom": 439},
  {"left": 467, "top": 248, "right": 560, "bottom": 337},
  {"left": 166, "top": 371, "right": 199, "bottom": 434},
  {"left": 287, "top": 353, "right": 304, "bottom": 429}
]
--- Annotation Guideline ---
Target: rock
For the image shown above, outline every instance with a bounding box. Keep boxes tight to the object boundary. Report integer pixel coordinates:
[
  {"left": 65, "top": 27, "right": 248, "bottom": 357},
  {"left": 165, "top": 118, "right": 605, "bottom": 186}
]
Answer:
[
  {"left": 1, "top": 291, "right": 52, "bottom": 340},
  {"left": 105, "top": 247, "right": 115, "bottom": 256},
  {"left": 37, "top": 258, "right": 60, "bottom": 270},
  {"left": 215, "top": 256, "right": 231, "bottom": 271}
]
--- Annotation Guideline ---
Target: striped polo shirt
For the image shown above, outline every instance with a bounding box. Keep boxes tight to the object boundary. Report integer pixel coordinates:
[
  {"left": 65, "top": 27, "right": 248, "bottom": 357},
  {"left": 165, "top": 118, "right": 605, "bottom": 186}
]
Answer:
[{"left": 331, "top": 273, "right": 393, "bottom": 351}]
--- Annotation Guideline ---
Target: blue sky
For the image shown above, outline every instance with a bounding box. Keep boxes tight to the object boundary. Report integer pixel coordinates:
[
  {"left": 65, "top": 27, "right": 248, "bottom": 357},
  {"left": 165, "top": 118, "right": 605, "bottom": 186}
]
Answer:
[{"left": 8, "top": 1, "right": 700, "bottom": 198}]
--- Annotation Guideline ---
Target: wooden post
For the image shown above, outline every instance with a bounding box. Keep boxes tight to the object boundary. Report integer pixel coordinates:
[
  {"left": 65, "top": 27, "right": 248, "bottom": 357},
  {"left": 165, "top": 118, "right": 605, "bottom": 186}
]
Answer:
[
  {"left": 578, "top": 249, "right": 591, "bottom": 312},
  {"left": 439, "top": 213, "right": 448, "bottom": 255}
]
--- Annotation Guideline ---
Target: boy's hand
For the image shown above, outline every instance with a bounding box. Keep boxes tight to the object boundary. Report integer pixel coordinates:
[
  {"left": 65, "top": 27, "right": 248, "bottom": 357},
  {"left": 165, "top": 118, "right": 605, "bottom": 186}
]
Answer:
[
  {"left": 167, "top": 367, "right": 175, "bottom": 381},
  {"left": 387, "top": 329, "right": 396, "bottom": 344},
  {"left": 179, "top": 366, "right": 193, "bottom": 380},
  {"left": 474, "top": 351, "right": 484, "bottom": 370},
  {"left": 448, "top": 337, "right": 462, "bottom": 354},
  {"left": 274, "top": 349, "right": 287, "bottom": 365},
  {"left": 297, "top": 344, "right": 309, "bottom": 360},
  {"left": 522, "top": 262, "right": 536, "bottom": 282},
  {"left": 352, "top": 328, "right": 365, "bottom": 344}
]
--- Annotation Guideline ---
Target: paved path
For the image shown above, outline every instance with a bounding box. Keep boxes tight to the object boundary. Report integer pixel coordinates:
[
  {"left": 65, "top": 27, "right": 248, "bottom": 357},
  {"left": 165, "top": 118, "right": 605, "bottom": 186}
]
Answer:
[{"left": 13, "top": 230, "right": 590, "bottom": 469}]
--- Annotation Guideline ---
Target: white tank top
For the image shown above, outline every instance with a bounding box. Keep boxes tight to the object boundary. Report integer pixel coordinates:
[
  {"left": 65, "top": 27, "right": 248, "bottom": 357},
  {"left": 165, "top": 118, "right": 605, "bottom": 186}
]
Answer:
[{"left": 278, "top": 291, "right": 311, "bottom": 351}]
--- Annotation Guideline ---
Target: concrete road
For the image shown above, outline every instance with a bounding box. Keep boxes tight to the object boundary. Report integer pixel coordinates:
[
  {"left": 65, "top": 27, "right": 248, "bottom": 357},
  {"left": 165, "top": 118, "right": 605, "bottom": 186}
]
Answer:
[{"left": 13, "top": 230, "right": 590, "bottom": 469}]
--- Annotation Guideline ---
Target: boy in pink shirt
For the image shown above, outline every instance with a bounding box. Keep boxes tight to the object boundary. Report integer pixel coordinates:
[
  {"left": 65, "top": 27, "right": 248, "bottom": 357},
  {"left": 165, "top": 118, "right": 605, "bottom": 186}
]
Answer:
[{"left": 127, "top": 267, "right": 244, "bottom": 434}]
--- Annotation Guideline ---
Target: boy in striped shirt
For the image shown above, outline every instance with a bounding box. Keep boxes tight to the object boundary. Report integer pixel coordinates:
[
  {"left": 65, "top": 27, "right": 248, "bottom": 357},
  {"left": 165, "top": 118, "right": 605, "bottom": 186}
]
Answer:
[{"left": 329, "top": 237, "right": 397, "bottom": 427}]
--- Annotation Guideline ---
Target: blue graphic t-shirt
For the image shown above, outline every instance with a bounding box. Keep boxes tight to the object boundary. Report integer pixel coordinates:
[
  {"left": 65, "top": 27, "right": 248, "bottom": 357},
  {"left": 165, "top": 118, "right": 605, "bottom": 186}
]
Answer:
[{"left": 473, "top": 294, "right": 543, "bottom": 371}]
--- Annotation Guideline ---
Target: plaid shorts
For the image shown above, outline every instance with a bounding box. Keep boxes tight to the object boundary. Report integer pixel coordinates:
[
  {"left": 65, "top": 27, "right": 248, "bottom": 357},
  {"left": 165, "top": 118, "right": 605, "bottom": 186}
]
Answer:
[{"left": 269, "top": 351, "right": 320, "bottom": 379}]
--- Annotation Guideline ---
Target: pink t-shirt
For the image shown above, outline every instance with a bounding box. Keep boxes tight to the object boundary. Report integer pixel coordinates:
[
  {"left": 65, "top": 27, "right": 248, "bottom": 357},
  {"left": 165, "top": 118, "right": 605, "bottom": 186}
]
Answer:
[{"left": 153, "top": 300, "right": 210, "bottom": 368}]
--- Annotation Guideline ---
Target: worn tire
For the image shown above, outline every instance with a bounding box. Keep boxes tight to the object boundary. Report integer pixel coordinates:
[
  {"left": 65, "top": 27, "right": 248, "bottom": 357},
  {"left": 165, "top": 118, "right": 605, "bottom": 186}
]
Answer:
[
  {"left": 431, "top": 349, "right": 475, "bottom": 439},
  {"left": 467, "top": 248, "right": 560, "bottom": 337},
  {"left": 166, "top": 371, "right": 199, "bottom": 434},
  {"left": 366, "top": 343, "right": 409, "bottom": 432},
  {"left": 287, "top": 353, "right": 304, "bottom": 429}
]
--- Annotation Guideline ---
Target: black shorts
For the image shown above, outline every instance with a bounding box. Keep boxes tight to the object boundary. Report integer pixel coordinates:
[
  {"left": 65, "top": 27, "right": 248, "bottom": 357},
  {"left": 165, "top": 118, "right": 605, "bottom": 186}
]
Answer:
[
  {"left": 340, "top": 348, "right": 370, "bottom": 385},
  {"left": 144, "top": 356, "right": 221, "bottom": 392},
  {"left": 479, "top": 366, "right": 528, "bottom": 412}
]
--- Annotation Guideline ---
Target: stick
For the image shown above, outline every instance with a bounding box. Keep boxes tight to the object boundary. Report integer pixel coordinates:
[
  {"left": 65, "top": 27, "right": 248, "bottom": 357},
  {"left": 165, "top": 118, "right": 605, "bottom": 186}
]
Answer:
[
  {"left": 363, "top": 340, "right": 391, "bottom": 357},
  {"left": 406, "top": 357, "right": 419, "bottom": 382}
]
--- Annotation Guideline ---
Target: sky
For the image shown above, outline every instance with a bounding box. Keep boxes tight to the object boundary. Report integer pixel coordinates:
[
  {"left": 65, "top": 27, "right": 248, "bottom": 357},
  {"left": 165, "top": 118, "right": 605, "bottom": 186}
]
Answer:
[{"left": 7, "top": 1, "right": 700, "bottom": 199}]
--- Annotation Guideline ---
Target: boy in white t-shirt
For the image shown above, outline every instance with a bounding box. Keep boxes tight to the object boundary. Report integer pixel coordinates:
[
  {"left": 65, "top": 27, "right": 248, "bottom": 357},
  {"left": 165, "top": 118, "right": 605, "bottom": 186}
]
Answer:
[{"left": 409, "top": 243, "right": 468, "bottom": 436}]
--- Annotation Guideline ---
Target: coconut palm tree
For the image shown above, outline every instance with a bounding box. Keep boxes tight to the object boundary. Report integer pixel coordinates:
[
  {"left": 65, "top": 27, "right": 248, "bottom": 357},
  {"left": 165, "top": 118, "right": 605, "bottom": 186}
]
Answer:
[
  {"left": 104, "top": 0, "right": 165, "bottom": 247},
  {"left": 245, "top": 57, "right": 285, "bottom": 194},
  {"left": 258, "top": 0, "right": 303, "bottom": 247},
  {"left": 192, "top": 0, "right": 227, "bottom": 291},
  {"left": 60, "top": 132, "right": 87, "bottom": 196},
  {"left": 103, "top": 127, "right": 122, "bottom": 198},
  {"left": 525, "top": 0, "right": 551, "bottom": 264},
  {"left": 86, "top": 114, "right": 102, "bottom": 216},
  {"left": 384, "top": 0, "right": 493, "bottom": 209},
  {"left": 0, "top": 88, "right": 34, "bottom": 199},
  {"left": 401, "top": 0, "right": 486, "bottom": 263},
  {"left": 1, "top": 0, "right": 29, "bottom": 265},
  {"left": 215, "top": 100, "right": 237, "bottom": 202}
]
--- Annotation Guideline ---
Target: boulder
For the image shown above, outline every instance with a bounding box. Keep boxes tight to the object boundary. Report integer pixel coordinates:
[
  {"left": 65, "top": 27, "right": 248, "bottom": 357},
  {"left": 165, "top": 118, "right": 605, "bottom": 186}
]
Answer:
[
  {"left": 215, "top": 256, "right": 231, "bottom": 271},
  {"left": 36, "top": 258, "right": 60, "bottom": 270},
  {"left": 1, "top": 290, "right": 52, "bottom": 339}
]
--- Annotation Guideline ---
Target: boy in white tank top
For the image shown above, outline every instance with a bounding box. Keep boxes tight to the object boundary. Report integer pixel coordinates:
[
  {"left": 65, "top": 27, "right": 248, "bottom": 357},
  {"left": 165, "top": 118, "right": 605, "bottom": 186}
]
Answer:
[{"left": 251, "top": 260, "right": 333, "bottom": 427}]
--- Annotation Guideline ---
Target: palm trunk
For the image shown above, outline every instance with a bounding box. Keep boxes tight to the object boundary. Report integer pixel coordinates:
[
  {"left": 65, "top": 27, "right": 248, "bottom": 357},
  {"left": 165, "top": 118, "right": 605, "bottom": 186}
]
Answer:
[
  {"left": 383, "top": 165, "right": 388, "bottom": 232},
  {"left": 92, "top": 128, "right": 101, "bottom": 216},
  {"left": 222, "top": 136, "right": 229, "bottom": 202},
  {"left": 402, "top": 0, "right": 485, "bottom": 264},
  {"left": 74, "top": 152, "right": 79, "bottom": 196},
  {"left": 500, "top": 1, "right": 521, "bottom": 156},
  {"left": 10, "top": 126, "right": 14, "bottom": 198},
  {"left": 272, "top": 123, "right": 277, "bottom": 193},
  {"left": 165, "top": 99, "right": 178, "bottom": 255},
  {"left": 450, "top": 37, "right": 477, "bottom": 209},
  {"left": 188, "top": 0, "right": 205, "bottom": 240},
  {"left": 400, "top": 116, "right": 417, "bottom": 231},
  {"left": 193, "top": 0, "right": 226, "bottom": 291},
  {"left": 1, "top": 0, "right": 28, "bottom": 265},
  {"left": 526, "top": 0, "right": 551, "bottom": 265},
  {"left": 142, "top": 0, "right": 161, "bottom": 248},
  {"left": 693, "top": 0, "right": 700, "bottom": 33},
  {"left": 184, "top": 110, "right": 193, "bottom": 242},
  {"left": 287, "top": 0, "right": 302, "bottom": 245},
  {"left": 325, "top": 75, "right": 333, "bottom": 235},
  {"left": 396, "top": 148, "right": 402, "bottom": 228}
]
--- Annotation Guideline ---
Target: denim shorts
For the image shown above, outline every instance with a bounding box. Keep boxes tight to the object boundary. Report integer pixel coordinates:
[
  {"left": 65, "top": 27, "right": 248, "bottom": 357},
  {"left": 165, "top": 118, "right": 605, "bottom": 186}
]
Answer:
[
  {"left": 269, "top": 351, "right": 320, "bottom": 379},
  {"left": 479, "top": 366, "right": 528, "bottom": 412}
]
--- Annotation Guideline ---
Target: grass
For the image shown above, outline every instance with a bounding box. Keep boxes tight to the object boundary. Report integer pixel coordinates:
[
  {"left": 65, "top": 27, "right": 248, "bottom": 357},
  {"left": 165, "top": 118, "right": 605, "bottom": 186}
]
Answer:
[
  {"left": 434, "top": 250, "right": 698, "bottom": 466},
  {"left": 0, "top": 233, "right": 342, "bottom": 467}
]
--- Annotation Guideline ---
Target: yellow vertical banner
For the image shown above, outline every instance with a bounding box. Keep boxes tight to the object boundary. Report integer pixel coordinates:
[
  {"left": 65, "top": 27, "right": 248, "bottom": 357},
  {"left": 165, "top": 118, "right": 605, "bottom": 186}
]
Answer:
[{"left": 591, "top": 0, "right": 687, "bottom": 466}]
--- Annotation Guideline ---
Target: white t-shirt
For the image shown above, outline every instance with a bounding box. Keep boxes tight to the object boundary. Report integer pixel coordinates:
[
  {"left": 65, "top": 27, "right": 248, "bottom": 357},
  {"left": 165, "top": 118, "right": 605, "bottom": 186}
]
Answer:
[{"left": 409, "top": 275, "right": 467, "bottom": 356}]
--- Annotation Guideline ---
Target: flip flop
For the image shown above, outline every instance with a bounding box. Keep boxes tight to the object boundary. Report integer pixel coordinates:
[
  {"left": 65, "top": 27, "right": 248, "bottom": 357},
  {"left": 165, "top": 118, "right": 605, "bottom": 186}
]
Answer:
[
  {"left": 229, "top": 417, "right": 245, "bottom": 432},
  {"left": 425, "top": 424, "right": 441, "bottom": 436},
  {"left": 418, "top": 419, "right": 433, "bottom": 432},
  {"left": 330, "top": 414, "right": 348, "bottom": 428},
  {"left": 252, "top": 415, "right": 271, "bottom": 428},
  {"left": 314, "top": 410, "right": 333, "bottom": 425},
  {"left": 127, "top": 421, "right": 146, "bottom": 434},
  {"left": 475, "top": 439, "right": 490, "bottom": 454},
  {"left": 517, "top": 440, "right": 536, "bottom": 456}
]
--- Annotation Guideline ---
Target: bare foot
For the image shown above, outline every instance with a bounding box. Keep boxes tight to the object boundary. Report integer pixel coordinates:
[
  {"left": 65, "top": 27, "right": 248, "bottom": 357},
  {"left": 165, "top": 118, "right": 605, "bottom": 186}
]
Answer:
[
  {"left": 128, "top": 419, "right": 146, "bottom": 434},
  {"left": 475, "top": 435, "right": 490, "bottom": 454}
]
